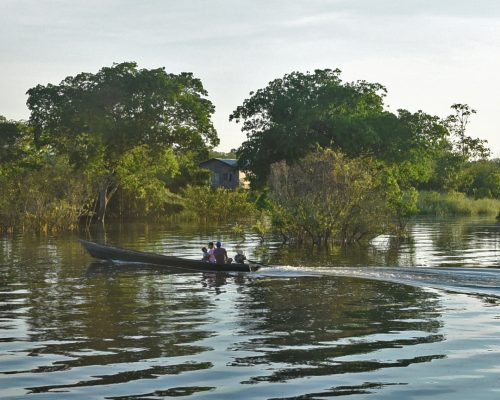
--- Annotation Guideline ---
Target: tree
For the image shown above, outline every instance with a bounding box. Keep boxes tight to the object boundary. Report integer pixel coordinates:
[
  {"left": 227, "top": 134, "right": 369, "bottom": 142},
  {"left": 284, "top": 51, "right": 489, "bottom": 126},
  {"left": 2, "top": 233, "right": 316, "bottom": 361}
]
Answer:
[
  {"left": 232, "top": 68, "right": 491, "bottom": 198},
  {"left": 27, "top": 62, "right": 219, "bottom": 222},
  {"left": 0, "top": 116, "right": 24, "bottom": 163},
  {"left": 422, "top": 104, "right": 490, "bottom": 192},
  {"left": 445, "top": 103, "right": 489, "bottom": 160},
  {"left": 231, "top": 69, "right": 396, "bottom": 187},
  {"left": 459, "top": 159, "right": 500, "bottom": 198}
]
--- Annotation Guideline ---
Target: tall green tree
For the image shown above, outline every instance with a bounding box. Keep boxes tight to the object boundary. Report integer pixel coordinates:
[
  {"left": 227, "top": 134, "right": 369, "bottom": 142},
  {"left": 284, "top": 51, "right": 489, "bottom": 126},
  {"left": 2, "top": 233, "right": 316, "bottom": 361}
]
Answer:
[
  {"left": 27, "top": 62, "right": 219, "bottom": 222},
  {"left": 232, "top": 69, "right": 489, "bottom": 195},
  {"left": 445, "top": 103, "right": 489, "bottom": 160},
  {"left": 420, "top": 104, "right": 490, "bottom": 192},
  {"left": 230, "top": 69, "right": 426, "bottom": 187}
]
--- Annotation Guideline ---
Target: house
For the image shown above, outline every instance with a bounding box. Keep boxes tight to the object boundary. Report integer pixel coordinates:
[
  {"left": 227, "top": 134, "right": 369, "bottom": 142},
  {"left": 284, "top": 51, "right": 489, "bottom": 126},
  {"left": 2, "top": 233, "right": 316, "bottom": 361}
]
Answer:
[{"left": 199, "top": 158, "right": 247, "bottom": 189}]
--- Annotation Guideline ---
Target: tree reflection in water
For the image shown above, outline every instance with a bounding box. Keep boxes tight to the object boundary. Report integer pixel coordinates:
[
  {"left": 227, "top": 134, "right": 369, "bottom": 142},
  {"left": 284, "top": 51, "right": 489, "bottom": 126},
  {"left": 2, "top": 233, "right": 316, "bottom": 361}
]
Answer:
[
  {"left": 231, "top": 275, "right": 445, "bottom": 388},
  {"left": 0, "top": 225, "right": 465, "bottom": 399}
]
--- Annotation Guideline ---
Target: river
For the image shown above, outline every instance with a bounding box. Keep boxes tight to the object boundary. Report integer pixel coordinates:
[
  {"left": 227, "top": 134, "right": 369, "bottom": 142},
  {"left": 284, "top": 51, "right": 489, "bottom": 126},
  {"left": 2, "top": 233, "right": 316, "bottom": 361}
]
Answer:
[{"left": 1, "top": 217, "right": 500, "bottom": 399}]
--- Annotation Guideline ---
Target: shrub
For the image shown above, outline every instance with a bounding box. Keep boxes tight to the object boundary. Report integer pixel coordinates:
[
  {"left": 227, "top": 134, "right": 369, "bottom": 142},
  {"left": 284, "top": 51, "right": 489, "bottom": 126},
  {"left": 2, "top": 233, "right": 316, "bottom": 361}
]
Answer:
[
  {"left": 181, "top": 186, "right": 257, "bottom": 222},
  {"left": 0, "top": 156, "right": 94, "bottom": 233},
  {"left": 268, "top": 149, "right": 392, "bottom": 245}
]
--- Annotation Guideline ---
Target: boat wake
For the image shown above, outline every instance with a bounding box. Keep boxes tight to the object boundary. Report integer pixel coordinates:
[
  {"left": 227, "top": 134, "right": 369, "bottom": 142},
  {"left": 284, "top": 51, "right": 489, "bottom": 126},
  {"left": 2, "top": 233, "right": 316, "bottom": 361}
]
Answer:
[{"left": 257, "top": 265, "right": 500, "bottom": 297}]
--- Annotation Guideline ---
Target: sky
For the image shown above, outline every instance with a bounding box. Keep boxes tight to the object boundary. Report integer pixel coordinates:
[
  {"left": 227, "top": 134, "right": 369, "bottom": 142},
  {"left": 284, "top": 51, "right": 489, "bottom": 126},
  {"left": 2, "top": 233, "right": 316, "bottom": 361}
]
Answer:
[{"left": 1, "top": 0, "right": 500, "bottom": 155}]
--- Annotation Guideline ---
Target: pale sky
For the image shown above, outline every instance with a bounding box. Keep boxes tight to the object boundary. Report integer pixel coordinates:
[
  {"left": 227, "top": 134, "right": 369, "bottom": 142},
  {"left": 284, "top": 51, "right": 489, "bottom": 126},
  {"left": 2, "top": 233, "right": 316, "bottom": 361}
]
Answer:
[{"left": 1, "top": 0, "right": 500, "bottom": 155}]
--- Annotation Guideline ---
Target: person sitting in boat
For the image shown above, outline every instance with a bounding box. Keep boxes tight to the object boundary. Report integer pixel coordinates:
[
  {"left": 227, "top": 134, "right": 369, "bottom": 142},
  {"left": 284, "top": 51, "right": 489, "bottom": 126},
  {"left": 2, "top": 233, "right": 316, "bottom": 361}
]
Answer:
[
  {"left": 207, "top": 242, "right": 216, "bottom": 263},
  {"left": 214, "top": 241, "right": 232, "bottom": 264},
  {"left": 201, "top": 247, "right": 209, "bottom": 262},
  {"left": 234, "top": 250, "right": 246, "bottom": 264}
]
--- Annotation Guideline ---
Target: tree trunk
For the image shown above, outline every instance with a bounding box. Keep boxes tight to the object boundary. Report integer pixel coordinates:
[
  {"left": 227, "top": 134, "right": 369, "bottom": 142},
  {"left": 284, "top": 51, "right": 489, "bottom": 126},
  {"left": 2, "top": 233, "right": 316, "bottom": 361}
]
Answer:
[
  {"left": 97, "top": 187, "right": 108, "bottom": 224},
  {"left": 96, "top": 182, "right": 118, "bottom": 224}
]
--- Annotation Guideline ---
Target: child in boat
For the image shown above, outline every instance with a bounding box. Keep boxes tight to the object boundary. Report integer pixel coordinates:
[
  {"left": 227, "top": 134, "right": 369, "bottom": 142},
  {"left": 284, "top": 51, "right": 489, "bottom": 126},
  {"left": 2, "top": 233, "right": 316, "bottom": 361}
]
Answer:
[
  {"left": 201, "top": 247, "right": 209, "bottom": 262},
  {"left": 234, "top": 250, "right": 246, "bottom": 264},
  {"left": 207, "top": 242, "right": 216, "bottom": 263}
]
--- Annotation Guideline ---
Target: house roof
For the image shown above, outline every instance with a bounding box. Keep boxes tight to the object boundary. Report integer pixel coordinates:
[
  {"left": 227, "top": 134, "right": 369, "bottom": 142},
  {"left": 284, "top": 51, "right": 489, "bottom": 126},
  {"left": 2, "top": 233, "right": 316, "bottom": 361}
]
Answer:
[
  {"left": 215, "top": 158, "right": 237, "bottom": 166},
  {"left": 200, "top": 158, "right": 238, "bottom": 167}
]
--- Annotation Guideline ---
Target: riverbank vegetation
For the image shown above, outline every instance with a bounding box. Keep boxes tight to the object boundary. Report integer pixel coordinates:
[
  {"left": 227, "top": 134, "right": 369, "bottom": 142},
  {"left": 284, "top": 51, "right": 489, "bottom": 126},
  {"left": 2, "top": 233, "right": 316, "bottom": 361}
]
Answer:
[
  {"left": 231, "top": 69, "right": 498, "bottom": 244},
  {"left": 180, "top": 186, "right": 257, "bottom": 222},
  {"left": 1, "top": 63, "right": 499, "bottom": 240},
  {"left": 417, "top": 191, "right": 500, "bottom": 216}
]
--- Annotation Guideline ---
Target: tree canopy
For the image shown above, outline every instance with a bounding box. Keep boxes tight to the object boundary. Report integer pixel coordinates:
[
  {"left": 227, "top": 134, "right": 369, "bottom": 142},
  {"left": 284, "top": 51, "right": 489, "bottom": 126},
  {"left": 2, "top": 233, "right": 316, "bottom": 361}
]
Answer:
[
  {"left": 231, "top": 69, "right": 396, "bottom": 186},
  {"left": 26, "top": 62, "right": 219, "bottom": 221},
  {"left": 27, "top": 62, "right": 218, "bottom": 162},
  {"left": 231, "top": 69, "right": 488, "bottom": 189}
]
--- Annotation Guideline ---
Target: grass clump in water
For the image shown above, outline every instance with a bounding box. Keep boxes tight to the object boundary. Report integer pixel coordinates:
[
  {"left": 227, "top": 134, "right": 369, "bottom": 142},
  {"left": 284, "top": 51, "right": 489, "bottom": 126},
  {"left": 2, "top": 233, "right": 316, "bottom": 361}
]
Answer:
[{"left": 417, "top": 191, "right": 500, "bottom": 216}]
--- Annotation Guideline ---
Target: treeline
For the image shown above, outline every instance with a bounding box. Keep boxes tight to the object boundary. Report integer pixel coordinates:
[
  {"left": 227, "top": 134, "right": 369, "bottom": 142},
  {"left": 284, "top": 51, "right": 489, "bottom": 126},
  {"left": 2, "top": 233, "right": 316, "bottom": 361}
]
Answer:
[
  {"left": 0, "top": 62, "right": 251, "bottom": 232},
  {"left": 231, "top": 69, "right": 500, "bottom": 244},
  {"left": 1, "top": 63, "right": 499, "bottom": 240}
]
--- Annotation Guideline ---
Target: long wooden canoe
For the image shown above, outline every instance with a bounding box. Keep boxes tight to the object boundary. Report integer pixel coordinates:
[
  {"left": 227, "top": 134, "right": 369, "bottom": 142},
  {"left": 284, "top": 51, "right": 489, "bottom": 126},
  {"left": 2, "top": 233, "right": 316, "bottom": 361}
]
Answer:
[{"left": 80, "top": 240, "right": 260, "bottom": 272}]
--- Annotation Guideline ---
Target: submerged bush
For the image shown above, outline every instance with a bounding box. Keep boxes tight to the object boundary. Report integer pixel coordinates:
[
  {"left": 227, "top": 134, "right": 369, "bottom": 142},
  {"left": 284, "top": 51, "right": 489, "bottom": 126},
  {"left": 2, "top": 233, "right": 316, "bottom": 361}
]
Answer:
[{"left": 268, "top": 149, "right": 392, "bottom": 245}]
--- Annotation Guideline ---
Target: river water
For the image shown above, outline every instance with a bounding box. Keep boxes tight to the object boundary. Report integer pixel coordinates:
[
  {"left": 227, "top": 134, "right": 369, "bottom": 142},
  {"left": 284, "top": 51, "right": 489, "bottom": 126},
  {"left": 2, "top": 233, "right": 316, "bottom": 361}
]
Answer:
[{"left": 2, "top": 217, "right": 500, "bottom": 399}]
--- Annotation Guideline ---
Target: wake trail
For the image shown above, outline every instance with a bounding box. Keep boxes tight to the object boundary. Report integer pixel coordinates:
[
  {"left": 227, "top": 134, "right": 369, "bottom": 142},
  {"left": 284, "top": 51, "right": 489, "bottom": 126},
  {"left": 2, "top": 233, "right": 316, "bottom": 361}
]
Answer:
[{"left": 256, "top": 264, "right": 500, "bottom": 297}]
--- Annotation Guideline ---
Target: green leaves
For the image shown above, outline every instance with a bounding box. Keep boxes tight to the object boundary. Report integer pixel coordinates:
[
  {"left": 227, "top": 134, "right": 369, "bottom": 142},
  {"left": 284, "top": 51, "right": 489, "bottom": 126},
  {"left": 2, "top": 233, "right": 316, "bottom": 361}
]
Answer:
[
  {"left": 27, "top": 62, "right": 218, "bottom": 157},
  {"left": 232, "top": 67, "right": 491, "bottom": 204},
  {"left": 231, "top": 69, "right": 414, "bottom": 188},
  {"left": 25, "top": 62, "right": 219, "bottom": 221},
  {"left": 268, "top": 149, "right": 390, "bottom": 245},
  {"left": 116, "top": 145, "right": 180, "bottom": 213},
  {"left": 181, "top": 186, "right": 257, "bottom": 223}
]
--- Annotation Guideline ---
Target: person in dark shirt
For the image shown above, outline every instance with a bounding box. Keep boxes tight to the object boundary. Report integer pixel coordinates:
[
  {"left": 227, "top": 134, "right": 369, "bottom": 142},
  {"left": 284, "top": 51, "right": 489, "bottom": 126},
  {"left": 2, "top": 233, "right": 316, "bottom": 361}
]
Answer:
[
  {"left": 214, "top": 241, "right": 230, "bottom": 264},
  {"left": 234, "top": 250, "right": 246, "bottom": 264}
]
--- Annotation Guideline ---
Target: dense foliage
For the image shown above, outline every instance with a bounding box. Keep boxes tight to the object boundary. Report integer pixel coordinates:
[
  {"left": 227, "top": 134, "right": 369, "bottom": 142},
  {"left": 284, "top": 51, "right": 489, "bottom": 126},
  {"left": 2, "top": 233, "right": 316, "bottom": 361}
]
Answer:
[
  {"left": 181, "top": 186, "right": 257, "bottom": 222},
  {"left": 0, "top": 65, "right": 498, "bottom": 237},
  {"left": 231, "top": 69, "right": 488, "bottom": 191},
  {"left": 0, "top": 63, "right": 223, "bottom": 232},
  {"left": 229, "top": 68, "right": 497, "bottom": 243},
  {"left": 267, "top": 149, "right": 391, "bottom": 245},
  {"left": 27, "top": 62, "right": 218, "bottom": 222},
  {"left": 0, "top": 121, "right": 95, "bottom": 232}
]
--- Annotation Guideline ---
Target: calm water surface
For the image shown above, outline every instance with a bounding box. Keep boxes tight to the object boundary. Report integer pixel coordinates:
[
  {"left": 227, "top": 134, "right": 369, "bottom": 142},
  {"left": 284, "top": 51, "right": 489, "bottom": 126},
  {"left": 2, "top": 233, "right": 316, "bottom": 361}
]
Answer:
[{"left": 2, "top": 217, "right": 500, "bottom": 399}]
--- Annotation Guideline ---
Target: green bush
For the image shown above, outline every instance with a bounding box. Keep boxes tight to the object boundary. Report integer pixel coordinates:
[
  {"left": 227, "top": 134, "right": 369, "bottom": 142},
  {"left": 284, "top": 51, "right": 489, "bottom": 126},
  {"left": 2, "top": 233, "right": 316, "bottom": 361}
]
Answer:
[
  {"left": 0, "top": 156, "right": 94, "bottom": 233},
  {"left": 180, "top": 186, "right": 257, "bottom": 222},
  {"left": 268, "top": 149, "right": 392, "bottom": 245}
]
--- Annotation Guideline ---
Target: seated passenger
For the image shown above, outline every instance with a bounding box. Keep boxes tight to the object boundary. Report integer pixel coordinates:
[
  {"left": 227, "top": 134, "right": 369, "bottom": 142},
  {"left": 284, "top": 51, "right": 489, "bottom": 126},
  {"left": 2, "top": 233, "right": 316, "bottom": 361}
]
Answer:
[
  {"left": 201, "top": 247, "right": 209, "bottom": 262},
  {"left": 234, "top": 250, "right": 246, "bottom": 264},
  {"left": 214, "top": 241, "right": 231, "bottom": 264},
  {"left": 207, "top": 242, "right": 216, "bottom": 263}
]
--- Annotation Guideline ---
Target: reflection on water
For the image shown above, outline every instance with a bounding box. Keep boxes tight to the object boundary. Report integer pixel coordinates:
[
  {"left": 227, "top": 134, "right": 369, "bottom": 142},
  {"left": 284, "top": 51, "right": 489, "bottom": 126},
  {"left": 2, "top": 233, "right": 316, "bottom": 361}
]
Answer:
[
  {"left": 1, "top": 217, "right": 500, "bottom": 398},
  {"left": 1, "top": 269, "right": 444, "bottom": 398},
  {"left": 264, "top": 217, "right": 500, "bottom": 269}
]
